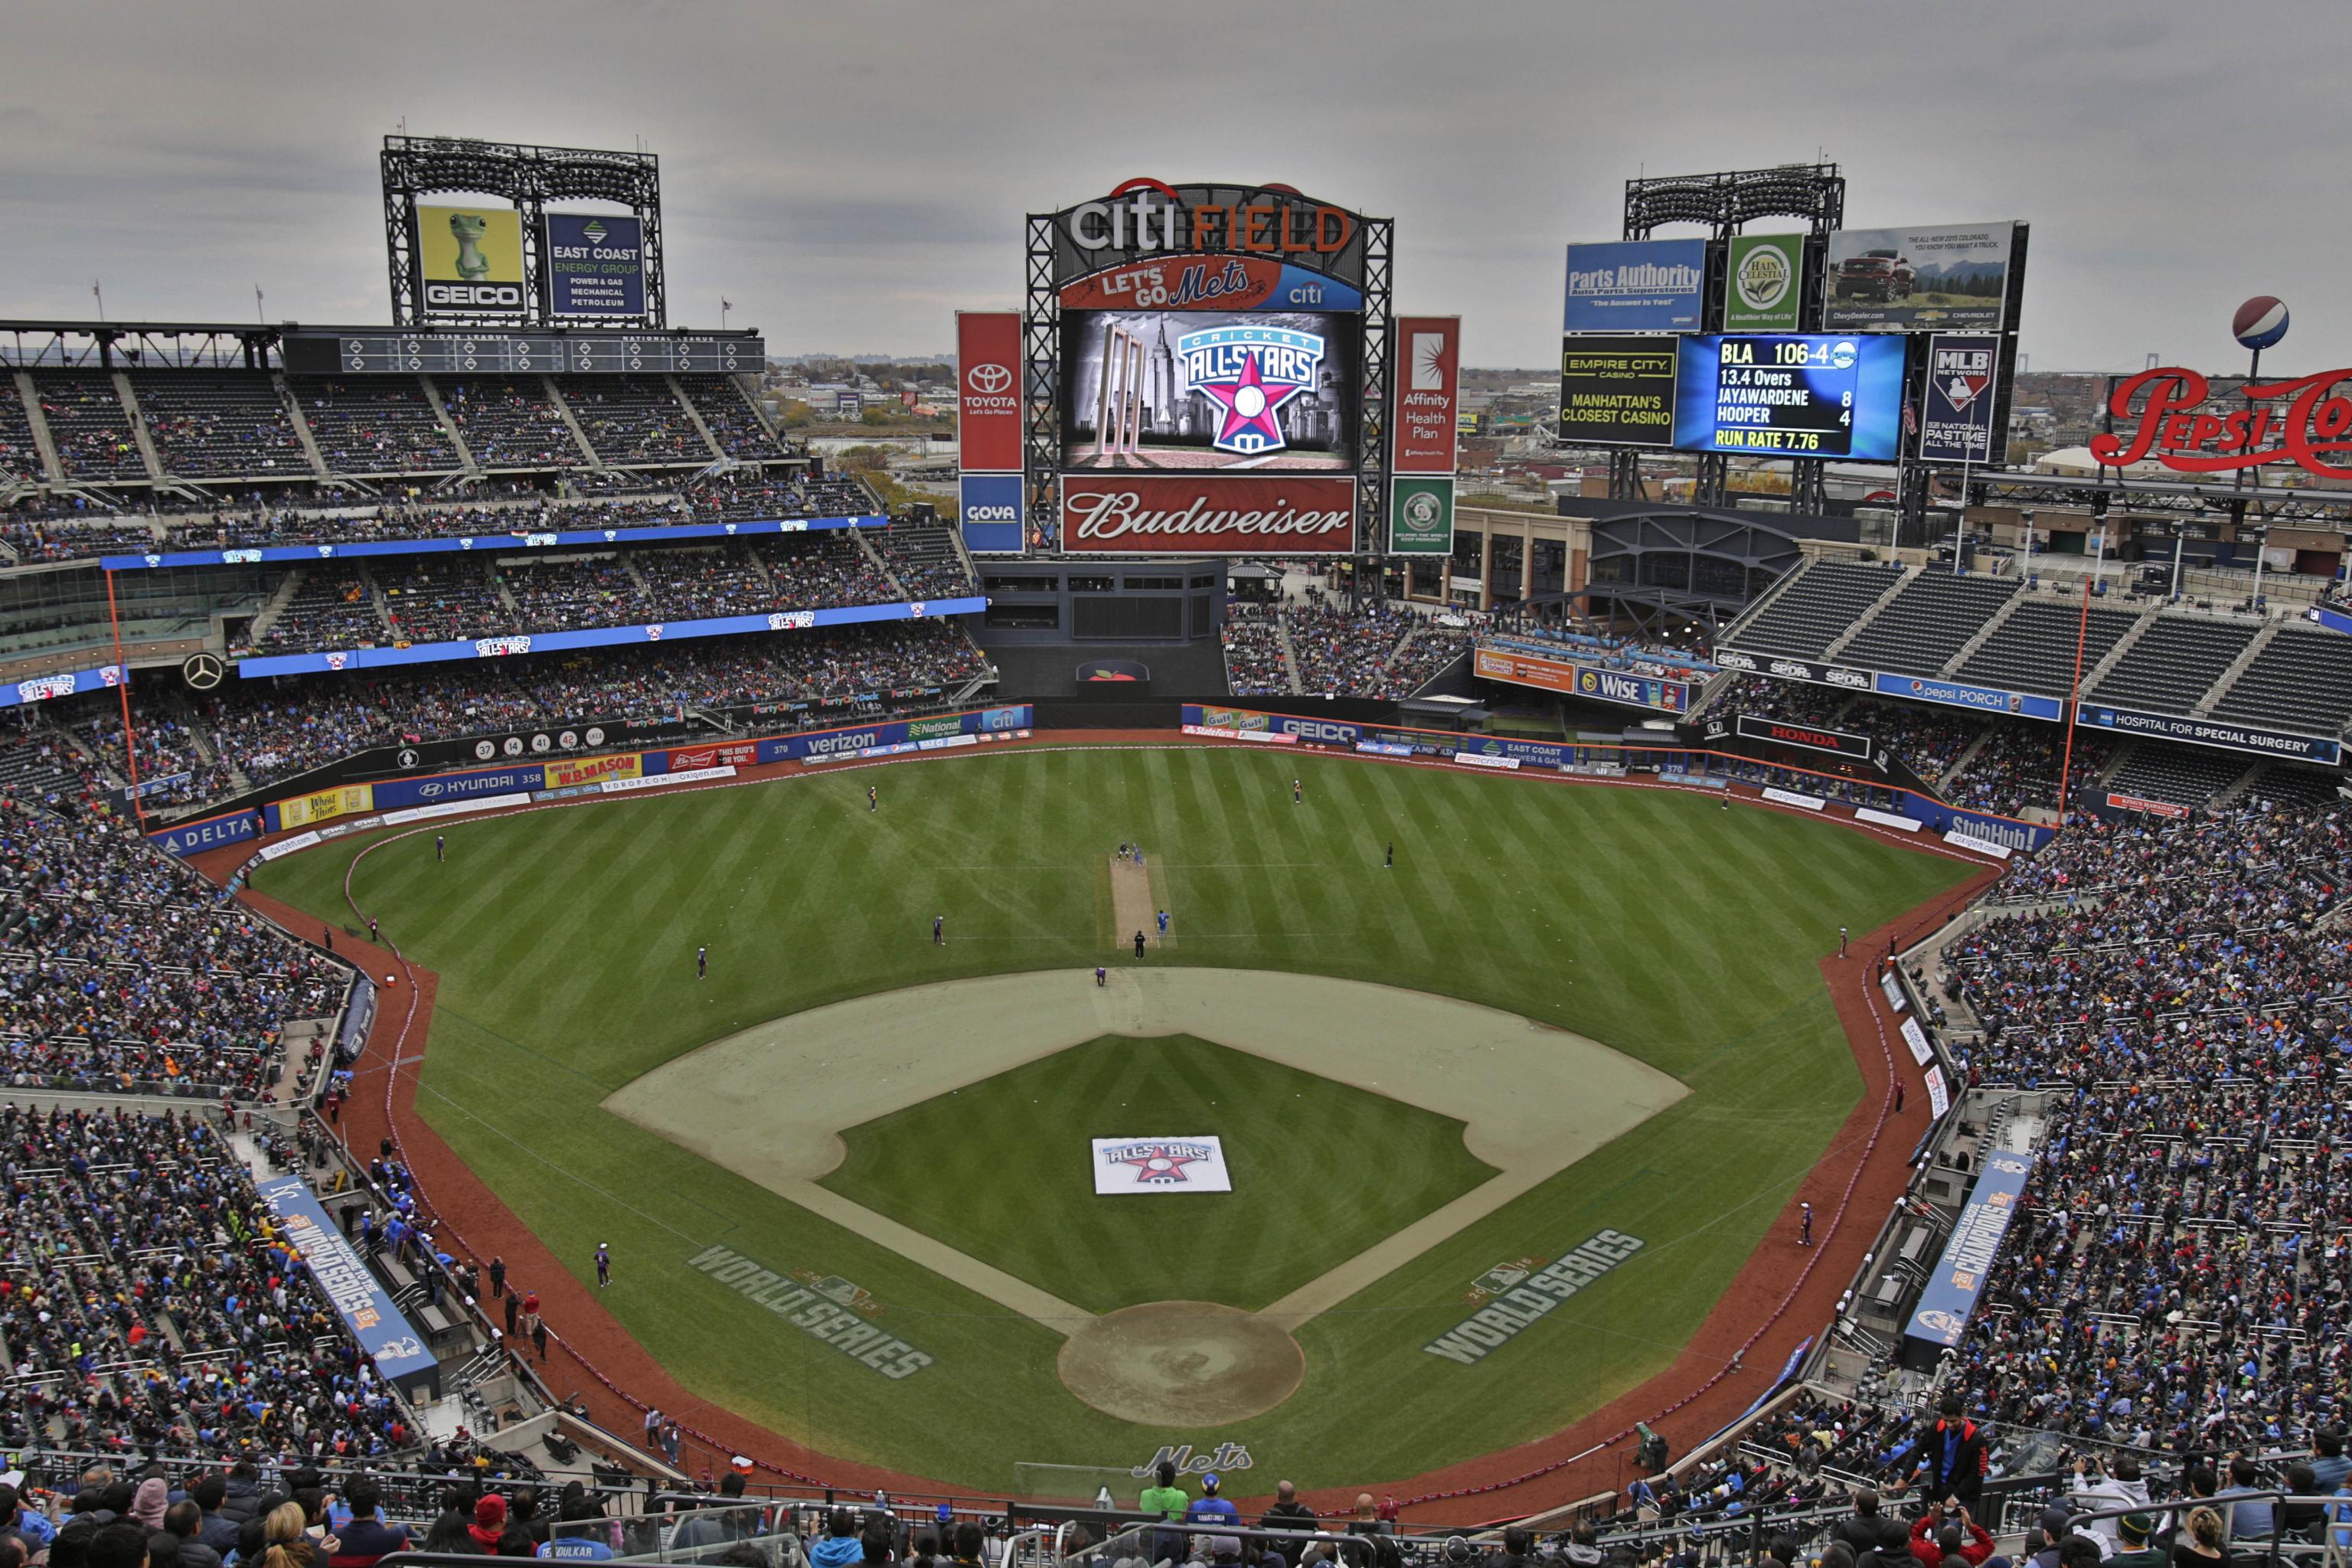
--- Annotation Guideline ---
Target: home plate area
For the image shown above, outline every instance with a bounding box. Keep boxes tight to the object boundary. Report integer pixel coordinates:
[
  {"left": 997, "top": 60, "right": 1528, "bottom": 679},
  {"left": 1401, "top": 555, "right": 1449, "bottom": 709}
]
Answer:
[{"left": 605, "top": 967, "right": 1685, "bottom": 1426}]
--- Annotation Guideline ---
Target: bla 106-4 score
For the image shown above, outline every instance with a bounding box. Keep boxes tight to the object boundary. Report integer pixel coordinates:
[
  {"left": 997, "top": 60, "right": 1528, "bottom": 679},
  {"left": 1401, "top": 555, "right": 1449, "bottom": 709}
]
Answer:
[{"left": 1671, "top": 334, "right": 1906, "bottom": 461}]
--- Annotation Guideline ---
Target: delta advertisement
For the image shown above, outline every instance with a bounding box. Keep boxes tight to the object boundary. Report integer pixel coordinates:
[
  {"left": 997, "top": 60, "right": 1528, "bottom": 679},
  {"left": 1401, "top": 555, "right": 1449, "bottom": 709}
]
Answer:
[
  {"left": 1473, "top": 647, "right": 1689, "bottom": 712},
  {"left": 414, "top": 204, "right": 526, "bottom": 316},
  {"left": 544, "top": 213, "right": 647, "bottom": 318},
  {"left": 1, "top": 662, "right": 125, "bottom": 710},
  {"left": 102, "top": 513, "right": 883, "bottom": 573},
  {"left": 1822, "top": 222, "right": 2018, "bottom": 332},
  {"left": 149, "top": 808, "right": 262, "bottom": 858},
  {"left": 237, "top": 596, "right": 987, "bottom": 678},
  {"left": 1059, "top": 476, "right": 1355, "bottom": 555},
  {"left": 1903, "top": 1150, "right": 2033, "bottom": 1351},
  {"left": 1562, "top": 240, "right": 1706, "bottom": 332}
]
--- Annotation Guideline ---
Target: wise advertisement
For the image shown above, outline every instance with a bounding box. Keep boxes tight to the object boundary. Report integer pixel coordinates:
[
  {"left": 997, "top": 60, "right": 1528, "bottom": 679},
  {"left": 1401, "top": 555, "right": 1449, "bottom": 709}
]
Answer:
[
  {"left": 1473, "top": 647, "right": 1687, "bottom": 712},
  {"left": 1723, "top": 234, "right": 1805, "bottom": 331},
  {"left": 415, "top": 204, "right": 524, "bottom": 315},
  {"left": 1823, "top": 222, "right": 2017, "bottom": 332},
  {"left": 1562, "top": 240, "right": 1706, "bottom": 332},
  {"left": 544, "top": 213, "right": 646, "bottom": 318},
  {"left": 1389, "top": 476, "right": 1454, "bottom": 557},
  {"left": 1919, "top": 335, "right": 2002, "bottom": 464},
  {"left": 1559, "top": 336, "right": 1678, "bottom": 449},
  {"left": 1392, "top": 315, "right": 1460, "bottom": 475},
  {"left": 956, "top": 312, "right": 1024, "bottom": 473}
]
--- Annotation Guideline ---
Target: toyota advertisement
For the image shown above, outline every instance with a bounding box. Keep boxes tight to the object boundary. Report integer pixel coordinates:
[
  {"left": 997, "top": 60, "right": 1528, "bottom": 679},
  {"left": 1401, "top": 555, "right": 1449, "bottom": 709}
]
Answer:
[
  {"left": 1060, "top": 309, "right": 1361, "bottom": 472},
  {"left": 1060, "top": 475, "right": 1357, "bottom": 555},
  {"left": 956, "top": 312, "right": 1024, "bottom": 472}
]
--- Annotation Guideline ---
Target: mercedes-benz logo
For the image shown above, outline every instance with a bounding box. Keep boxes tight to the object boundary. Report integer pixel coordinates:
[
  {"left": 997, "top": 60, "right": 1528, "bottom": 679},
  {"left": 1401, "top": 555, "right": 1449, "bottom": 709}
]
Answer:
[
  {"left": 181, "top": 653, "right": 224, "bottom": 691},
  {"left": 966, "top": 363, "right": 1012, "bottom": 395}
]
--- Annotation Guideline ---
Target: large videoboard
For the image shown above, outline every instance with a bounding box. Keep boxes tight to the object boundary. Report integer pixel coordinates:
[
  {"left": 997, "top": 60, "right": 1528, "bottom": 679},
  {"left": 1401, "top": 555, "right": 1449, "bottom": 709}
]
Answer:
[
  {"left": 1060, "top": 309, "right": 1361, "bottom": 472},
  {"left": 1671, "top": 334, "right": 1907, "bottom": 459}
]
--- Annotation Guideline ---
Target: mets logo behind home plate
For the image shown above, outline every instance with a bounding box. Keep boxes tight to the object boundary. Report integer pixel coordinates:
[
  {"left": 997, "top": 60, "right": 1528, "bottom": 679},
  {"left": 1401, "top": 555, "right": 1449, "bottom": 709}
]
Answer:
[
  {"left": 1091, "top": 1135, "right": 1234, "bottom": 1194},
  {"left": 1176, "top": 326, "right": 1325, "bottom": 456}
]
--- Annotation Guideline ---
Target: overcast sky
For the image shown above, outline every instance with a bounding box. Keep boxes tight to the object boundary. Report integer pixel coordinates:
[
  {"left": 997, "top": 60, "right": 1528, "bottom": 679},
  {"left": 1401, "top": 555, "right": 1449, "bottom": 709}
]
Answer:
[{"left": 6, "top": 1, "right": 2347, "bottom": 374}]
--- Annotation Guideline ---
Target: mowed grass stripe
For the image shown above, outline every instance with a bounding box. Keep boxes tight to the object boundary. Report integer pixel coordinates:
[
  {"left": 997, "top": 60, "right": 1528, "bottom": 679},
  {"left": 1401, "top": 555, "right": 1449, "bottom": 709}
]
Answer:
[{"left": 256, "top": 748, "right": 1971, "bottom": 1491}]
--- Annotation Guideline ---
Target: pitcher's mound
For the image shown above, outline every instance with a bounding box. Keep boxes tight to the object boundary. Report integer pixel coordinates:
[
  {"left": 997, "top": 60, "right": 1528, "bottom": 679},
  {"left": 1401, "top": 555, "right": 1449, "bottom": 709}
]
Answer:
[{"left": 1057, "top": 1301, "right": 1305, "bottom": 1426}]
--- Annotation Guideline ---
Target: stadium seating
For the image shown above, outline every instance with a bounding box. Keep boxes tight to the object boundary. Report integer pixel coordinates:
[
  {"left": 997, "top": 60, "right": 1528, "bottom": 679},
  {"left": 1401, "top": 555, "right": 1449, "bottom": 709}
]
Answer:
[
  {"left": 1725, "top": 561, "right": 1903, "bottom": 661},
  {"left": 288, "top": 377, "right": 464, "bottom": 475},
  {"left": 872, "top": 518, "right": 976, "bottom": 600},
  {"left": 1, "top": 382, "right": 44, "bottom": 483},
  {"left": 440, "top": 378, "right": 589, "bottom": 469},
  {"left": 258, "top": 570, "right": 387, "bottom": 651},
  {"left": 498, "top": 554, "right": 649, "bottom": 632},
  {"left": 33, "top": 374, "right": 149, "bottom": 482},
  {"left": 1220, "top": 604, "right": 1291, "bottom": 695},
  {"left": 676, "top": 374, "right": 788, "bottom": 460},
  {"left": 1952, "top": 598, "right": 2141, "bottom": 696},
  {"left": 379, "top": 557, "right": 513, "bottom": 644},
  {"left": 2210, "top": 626, "right": 2352, "bottom": 734},
  {"left": 2086, "top": 613, "right": 2258, "bottom": 711},
  {"left": 555, "top": 377, "right": 707, "bottom": 466},
  {"left": 133, "top": 371, "right": 311, "bottom": 479},
  {"left": 629, "top": 543, "right": 772, "bottom": 619},
  {"left": 1834, "top": 571, "right": 2018, "bottom": 678},
  {"left": 2099, "top": 739, "right": 2252, "bottom": 808}
]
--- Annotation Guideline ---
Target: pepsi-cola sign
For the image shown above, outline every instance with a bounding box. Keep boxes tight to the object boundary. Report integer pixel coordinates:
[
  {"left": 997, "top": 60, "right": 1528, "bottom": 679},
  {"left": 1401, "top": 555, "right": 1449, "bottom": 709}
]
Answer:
[{"left": 2092, "top": 365, "right": 2352, "bottom": 479}]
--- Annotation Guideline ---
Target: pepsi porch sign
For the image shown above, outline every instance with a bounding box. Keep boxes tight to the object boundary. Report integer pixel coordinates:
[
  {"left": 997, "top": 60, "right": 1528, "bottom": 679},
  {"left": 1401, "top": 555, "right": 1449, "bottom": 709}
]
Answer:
[{"left": 1093, "top": 1136, "right": 1233, "bottom": 1194}]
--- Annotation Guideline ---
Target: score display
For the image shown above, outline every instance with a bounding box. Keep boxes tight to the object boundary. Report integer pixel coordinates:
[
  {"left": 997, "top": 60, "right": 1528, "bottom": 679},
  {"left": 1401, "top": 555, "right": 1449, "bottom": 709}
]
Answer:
[
  {"left": 283, "top": 332, "right": 766, "bottom": 377},
  {"left": 1671, "top": 334, "right": 1906, "bottom": 459}
]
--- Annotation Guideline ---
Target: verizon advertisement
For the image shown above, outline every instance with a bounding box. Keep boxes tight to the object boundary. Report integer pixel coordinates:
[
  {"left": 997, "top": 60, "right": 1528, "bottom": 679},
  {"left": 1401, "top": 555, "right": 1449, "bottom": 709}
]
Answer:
[
  {"left": 1060, "top": 475, "right": 1357, "bottom": 554},
  {"left": 1392, "top": 315, "right": 1459, "bottom": 474},
  {"left": 956, "top": 312, "right": 1024, "bottom": 473}
]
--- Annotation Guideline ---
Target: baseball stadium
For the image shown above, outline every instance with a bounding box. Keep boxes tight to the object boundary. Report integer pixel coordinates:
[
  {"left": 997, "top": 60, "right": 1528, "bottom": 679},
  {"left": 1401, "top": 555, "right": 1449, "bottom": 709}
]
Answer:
[{"left": 6, "top": 119, "right": 2352, "bottom": 1568}]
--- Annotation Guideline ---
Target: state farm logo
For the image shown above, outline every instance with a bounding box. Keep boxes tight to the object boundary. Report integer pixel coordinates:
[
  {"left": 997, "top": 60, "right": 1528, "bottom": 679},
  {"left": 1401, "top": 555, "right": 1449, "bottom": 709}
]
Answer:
[{"left": 965, "top": 363, "right": 1013, "bottom": 397}]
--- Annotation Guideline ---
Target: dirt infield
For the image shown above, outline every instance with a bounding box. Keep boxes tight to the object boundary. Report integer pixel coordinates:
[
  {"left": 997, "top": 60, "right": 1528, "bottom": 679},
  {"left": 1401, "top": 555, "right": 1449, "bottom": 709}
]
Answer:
[
  {"left": 1108, "top": 854, "right": 1166, "bottom": 952},
  {"left": 1059, "top": 1302, "right": 1307, "bottom": 1426},
  {"left": 210, "top": 743, "right": 2003, "bottom": 1524}
]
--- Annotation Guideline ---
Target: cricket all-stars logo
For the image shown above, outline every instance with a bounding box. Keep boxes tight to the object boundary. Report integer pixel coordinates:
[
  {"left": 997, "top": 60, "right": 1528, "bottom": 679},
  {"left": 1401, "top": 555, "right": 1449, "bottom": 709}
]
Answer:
[
  {"left": 1176, "top": 325, "right": 1326, "bottom": 456},
  {"left": 1101, "top": 1140, "right": 1215, "bottom": 1184}
]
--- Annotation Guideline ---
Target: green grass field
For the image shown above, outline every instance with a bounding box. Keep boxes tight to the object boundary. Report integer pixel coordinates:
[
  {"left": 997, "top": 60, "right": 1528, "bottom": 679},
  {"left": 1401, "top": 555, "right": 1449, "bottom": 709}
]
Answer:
[
  {"left": 254, "top": 746, "right": 1968, "bottom": 1489},
  {"left": 823, "top": 1034, "right": 1497, "bottom": 1315}
]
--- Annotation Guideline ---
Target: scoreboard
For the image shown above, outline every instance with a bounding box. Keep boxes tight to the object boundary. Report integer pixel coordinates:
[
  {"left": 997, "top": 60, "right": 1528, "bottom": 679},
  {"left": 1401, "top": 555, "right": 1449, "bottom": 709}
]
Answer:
[
  {"left": 1671, "top": 334, "right": 1906, "bottom": 459},
  {"left": 283, "top": 332, "right": 766, "bottom": 377}
]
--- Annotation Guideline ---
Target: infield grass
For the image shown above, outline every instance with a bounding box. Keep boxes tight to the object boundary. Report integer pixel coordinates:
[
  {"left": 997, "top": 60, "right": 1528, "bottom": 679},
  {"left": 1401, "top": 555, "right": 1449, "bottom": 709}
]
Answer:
[{"left": 255, "top": 745, "right": 1969, "bottom": 1490}]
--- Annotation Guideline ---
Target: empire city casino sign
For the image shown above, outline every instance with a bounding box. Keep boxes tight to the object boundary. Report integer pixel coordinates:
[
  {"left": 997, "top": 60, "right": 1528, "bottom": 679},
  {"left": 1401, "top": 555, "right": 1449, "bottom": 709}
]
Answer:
[{"left": 2091, "top": 366, "right": 2352, "bottom": 480}]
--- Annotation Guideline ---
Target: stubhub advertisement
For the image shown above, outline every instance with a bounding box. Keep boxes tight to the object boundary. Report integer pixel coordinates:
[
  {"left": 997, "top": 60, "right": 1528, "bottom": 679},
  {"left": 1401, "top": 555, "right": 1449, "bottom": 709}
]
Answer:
[{"left": 960, "top": 473, "right": 1025, "bottom": 554}]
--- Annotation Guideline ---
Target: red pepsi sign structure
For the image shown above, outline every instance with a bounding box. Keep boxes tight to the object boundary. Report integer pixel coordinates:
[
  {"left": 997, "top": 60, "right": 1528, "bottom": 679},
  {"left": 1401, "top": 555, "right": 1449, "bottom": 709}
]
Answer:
[{"left": 2090, "top": 367, "right": 2352, "bottom": 480}]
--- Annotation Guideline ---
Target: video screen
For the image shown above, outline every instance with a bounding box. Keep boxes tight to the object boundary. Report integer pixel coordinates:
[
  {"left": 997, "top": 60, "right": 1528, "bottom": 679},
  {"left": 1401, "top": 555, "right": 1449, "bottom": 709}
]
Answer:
[
  {"left": 1671, "top": 334, "right": 1908, "bottom": 461},
  {"left": 1062, "top": 309, "right": 1360, "bottom": 472}
]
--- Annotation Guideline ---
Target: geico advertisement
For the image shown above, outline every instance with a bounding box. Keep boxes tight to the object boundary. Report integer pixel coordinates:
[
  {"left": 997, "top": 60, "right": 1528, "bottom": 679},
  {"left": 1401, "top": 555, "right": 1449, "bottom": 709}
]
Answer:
[{"left": 416, "top": 204, "right": 524, "bottom": 313}]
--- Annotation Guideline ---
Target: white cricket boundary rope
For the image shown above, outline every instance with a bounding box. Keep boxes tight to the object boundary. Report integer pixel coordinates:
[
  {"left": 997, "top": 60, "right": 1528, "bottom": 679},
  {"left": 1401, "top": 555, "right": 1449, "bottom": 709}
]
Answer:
[{"left": 250, "top": 731, "right": 2001, "bottom": 1504}]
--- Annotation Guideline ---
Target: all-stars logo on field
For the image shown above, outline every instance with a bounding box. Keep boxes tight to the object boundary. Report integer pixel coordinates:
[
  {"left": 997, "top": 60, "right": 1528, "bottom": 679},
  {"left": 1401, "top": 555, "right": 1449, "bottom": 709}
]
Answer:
[
  {"left": 1176, "top": 325, "right": 1325, "bottom": 456},
  {"left": 1108, "top": 1142, "right": 1211, "bottom": 1182}
]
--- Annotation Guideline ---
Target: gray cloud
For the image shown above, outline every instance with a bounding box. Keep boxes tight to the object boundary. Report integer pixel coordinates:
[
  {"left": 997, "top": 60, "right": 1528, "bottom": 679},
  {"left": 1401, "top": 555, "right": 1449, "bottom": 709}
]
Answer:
[{"left": 3, "top": 0, "right": 2347, "bottom": 370}]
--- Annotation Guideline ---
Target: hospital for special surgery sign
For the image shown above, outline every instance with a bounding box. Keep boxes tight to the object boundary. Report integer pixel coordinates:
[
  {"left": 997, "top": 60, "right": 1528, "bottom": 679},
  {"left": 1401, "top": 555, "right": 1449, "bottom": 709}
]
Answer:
[{"left": 1093, "top": 1136, "right": 1233, "bottom": 1194}]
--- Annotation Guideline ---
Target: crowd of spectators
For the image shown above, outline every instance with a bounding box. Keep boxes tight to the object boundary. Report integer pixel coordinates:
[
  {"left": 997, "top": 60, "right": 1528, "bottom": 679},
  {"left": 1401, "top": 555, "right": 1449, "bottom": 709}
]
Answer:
[
  {"left": 0, "top": 1102, "right": 419, "bottom": 1460},
  {"left": 255, "top": 577, "right": 383, "bottom": 653},
  {"left": 555, "top": 378, "right": 706, "bottom": 466},
  {"left": 441, "top": 381, "right": 589, "bottom": 470},
  {"left": 1221, "top": 604, "right": 1292, "bottom": 696},
  {"left": 289, "top": 377, "right": 464, "bottom": 474},
  {"left": 378, "top": 558, "right": 510, "bottom": 645},
  {"left": 136, "top": 377, "right": 309, "bottom": 481},
  {"left": 496, "top": 556, "right": 645, "bottom": 633},
  {"left": 677, "top": 374, "right": 789, "bottom": 460},
  {"left": 0, "top": 787, "right": 345, "bottom": 1094},
  {"left": 871, "top": 521, "right": 975, "bottom": 601},
  {"left": 34, "top": 375, "right": 149, "bottom": 482},
  {"left": 1287, "top": 605, "right": 1430, "bottom": 698}
]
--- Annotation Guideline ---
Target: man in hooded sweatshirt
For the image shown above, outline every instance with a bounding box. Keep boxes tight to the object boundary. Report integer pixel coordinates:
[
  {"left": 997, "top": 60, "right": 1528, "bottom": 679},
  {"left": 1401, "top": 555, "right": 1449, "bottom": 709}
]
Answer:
[
  {"left": 812, "top": 1510, "right": 866, "bottom": 1568},
  {"left": 467, "top": 1496, "right": 512, "bottom": 1556}
]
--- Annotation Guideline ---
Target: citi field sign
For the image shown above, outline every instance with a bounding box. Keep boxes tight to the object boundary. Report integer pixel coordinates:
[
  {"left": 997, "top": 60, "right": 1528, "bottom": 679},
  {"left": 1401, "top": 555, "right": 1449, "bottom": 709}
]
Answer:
[
  {"left": 2092, "top": 366, "right": 2352, "bottom": 479},
  {"left": 1045, "top": 179, "right": 1374, "bottom": 290}
]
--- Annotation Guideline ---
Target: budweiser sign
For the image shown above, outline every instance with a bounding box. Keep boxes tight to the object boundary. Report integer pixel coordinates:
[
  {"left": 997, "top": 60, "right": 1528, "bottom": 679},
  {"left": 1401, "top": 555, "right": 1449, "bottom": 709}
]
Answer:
[
  {"left": 1060, "top": 476, "right": 1356, "bottom": 554},
  {"left": 2090, "top": 366, "right": 2352, "bottom": 479}
]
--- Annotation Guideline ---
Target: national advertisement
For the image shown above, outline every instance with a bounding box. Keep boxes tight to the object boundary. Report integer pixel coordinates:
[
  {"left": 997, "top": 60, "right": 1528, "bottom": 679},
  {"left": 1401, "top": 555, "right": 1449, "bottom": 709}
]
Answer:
[
  {"left": 956, "top": 312, "right": 1024, "bottom": 473},
  {"left": 1723, "top": 234, "right": 1805, "bottom": 332},
  {"left": 1389, "top": 476, "right": 1454, "bottom": 557},
  {"left": 1558, "top": 336, "right": 1680, "bottom": 448},
  {"left": 544, "top": 213, "right": 646, "bottom": 318},
  {"left": 415, "top": 204, "right": 526, "bottom": 316},
  {"left": 1876, "top": 671, "right": 2063, "bottom": 723},
  {"left": 1562, "top": 240, "right": 1706, "bottom": 332},
  {"left": 1904, "top": 1150, "right": 2033, "bottom": 1350},
  {"left": 753, "top": 707, "right": 1036, "bottom": 765},
  {"left": 1059, "top": 475, "right": 1355, "bottom": 555},
  {"left": 1822, "top": 222, "right": 2018, "bottom": 332},
  {"left": 1919, "top": 334, "right": 2002, "bottom": 464},
  {"left": 959, "top": 472, "right": 1025, "bottom": 556},
  {"left": 1391, "top": 316, "right": 1460, "bottom": 475},
  {"left": 2074, "top": 702, "right": 2341, "bottom": 765}
]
